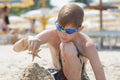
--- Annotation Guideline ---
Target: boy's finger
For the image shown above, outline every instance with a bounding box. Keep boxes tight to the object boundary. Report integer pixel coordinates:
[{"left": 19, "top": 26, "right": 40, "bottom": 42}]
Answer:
[
  {"left": 28, "top": 41, "right": 32, "bottom": 51},
  {"left": 32, "top": 42, "right": 38, "bottom": 53},
  {"left": 32, "top": 49, "right": 39, "bottom": 56}
]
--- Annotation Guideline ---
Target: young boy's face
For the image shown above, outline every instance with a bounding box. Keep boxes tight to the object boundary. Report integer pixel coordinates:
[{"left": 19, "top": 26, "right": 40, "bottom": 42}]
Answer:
[{"left": 56, "top": 23, "right": 81, "bottom": 42}]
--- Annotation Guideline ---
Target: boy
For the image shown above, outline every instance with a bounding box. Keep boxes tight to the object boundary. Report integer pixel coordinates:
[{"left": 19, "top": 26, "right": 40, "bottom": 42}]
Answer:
[{"left": 13, "top": 4, "right": 106, "bottom": 80}]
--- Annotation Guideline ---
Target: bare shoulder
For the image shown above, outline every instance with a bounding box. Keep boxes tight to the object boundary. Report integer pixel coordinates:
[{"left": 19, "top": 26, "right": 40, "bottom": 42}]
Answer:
[
  {"left": 80, "top": 32, "right": 95, "bottom": 47},
  {"left": 80, "top": 32, "right": 97, "bottom": 58}
]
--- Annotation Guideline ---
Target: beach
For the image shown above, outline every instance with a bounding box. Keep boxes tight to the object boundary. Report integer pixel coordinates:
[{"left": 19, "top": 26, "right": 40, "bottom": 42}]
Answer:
[{"left": 0, "top": 44, "right": 120, "bottom": 80}]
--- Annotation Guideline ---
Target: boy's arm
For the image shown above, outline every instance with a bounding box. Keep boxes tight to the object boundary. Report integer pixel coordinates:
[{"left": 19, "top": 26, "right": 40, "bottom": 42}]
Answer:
[
  {"left": 84, "top": 42, "right": 106, "bottom": 80},
  {"left": 13, "top": 37, "right": 28, "bottom": 52},
  {"left": 13, "top": 29, "right": 56, "bottom": 52},
  {"left": 35, "top": 29, "right": 56, "bottom": 44}
]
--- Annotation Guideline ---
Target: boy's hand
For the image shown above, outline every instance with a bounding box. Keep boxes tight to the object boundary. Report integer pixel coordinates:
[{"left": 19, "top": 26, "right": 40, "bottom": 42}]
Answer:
[
  {"left": 13, "top": 36, "right": 41, "bottom": 61},
  {"left": 28, "top": 36, "right": 41, "bottom": 56}
]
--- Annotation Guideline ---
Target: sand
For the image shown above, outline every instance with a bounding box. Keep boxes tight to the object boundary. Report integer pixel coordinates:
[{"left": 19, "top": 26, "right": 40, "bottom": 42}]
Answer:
[{"left": 0, "top": 45, "right": 120, "bottom": 80}]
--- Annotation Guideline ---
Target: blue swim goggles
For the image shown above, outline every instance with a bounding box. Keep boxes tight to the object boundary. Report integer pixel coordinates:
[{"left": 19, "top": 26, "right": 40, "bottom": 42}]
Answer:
[{"left": 56, "top": 23, "right": 81, "bottom": 34}]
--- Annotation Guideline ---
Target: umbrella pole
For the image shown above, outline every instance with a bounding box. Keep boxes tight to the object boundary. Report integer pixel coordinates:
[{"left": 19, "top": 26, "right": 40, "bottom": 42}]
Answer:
[
  {"left": 41, "top": 0, "right": 47, "bottom": 30},
  {"left": 99, "top": 0, "right": 103, "bottom": 49},
  {"left": 41, "top": 0, "right": 46, "bottom": 8},
  {"left": 100, "top": 0, "right": 103, "bottom": 31}
]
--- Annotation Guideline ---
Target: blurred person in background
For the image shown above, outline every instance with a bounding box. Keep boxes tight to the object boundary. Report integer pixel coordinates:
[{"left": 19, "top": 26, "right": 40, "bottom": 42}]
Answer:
[
  {"left": 0, "top": 6, "right": 21, "bottom": 35},
  {"left": 30, "top": 19, "right": 36, "bottom": 33},
  {"left": 0, "top": 6, "right": 10, "bottom": 34}
]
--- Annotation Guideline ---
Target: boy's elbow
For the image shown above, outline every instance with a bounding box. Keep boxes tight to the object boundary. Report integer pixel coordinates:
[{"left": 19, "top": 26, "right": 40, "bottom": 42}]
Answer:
[
  {"left": 13, "top": 38, "right": 28, "bottom": 52},
  {"left": 13, "top": 44, "right": 26, "bottom": 52},
  {"left": 13, "top": 44, "right": 23, "bottom": 52}
]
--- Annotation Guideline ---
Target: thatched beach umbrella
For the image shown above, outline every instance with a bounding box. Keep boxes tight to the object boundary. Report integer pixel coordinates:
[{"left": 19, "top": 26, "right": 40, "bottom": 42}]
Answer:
[
  {"left": 85, "top": 0, "right": 118, "bottom": 31},
  {"left": 0, "top": 0, "right": 34, "bottom": 8}
]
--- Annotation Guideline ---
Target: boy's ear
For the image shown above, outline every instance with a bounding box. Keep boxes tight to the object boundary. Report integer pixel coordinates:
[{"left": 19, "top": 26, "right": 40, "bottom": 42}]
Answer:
[{"left": 79, "top": 26, "right": 84, "bottom": 31}]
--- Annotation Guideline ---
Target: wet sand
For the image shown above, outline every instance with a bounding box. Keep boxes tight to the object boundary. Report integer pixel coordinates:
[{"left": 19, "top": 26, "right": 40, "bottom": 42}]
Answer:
[{"left": 0, "top": 45, "right": 120, "bottom": 80}]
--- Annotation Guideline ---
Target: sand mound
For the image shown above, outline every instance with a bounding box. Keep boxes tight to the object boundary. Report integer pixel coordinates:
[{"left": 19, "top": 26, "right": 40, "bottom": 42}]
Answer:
[{"left": 20, "top": 63, "right": 55, "bottom": 80}]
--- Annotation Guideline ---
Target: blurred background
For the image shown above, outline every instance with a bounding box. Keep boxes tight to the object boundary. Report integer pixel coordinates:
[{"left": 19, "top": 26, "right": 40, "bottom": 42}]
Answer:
[
  {"left": 0, "top": 1, "right": 120, "bottom": 80},
  {"left": 0, "top": 0, "right": 120, "bottom": 49}
]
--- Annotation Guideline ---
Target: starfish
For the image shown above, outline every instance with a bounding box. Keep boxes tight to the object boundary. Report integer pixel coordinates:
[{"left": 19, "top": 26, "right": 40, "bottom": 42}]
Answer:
[{"left": 28, "top": 49, "right": 41, "bottom": 61}]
